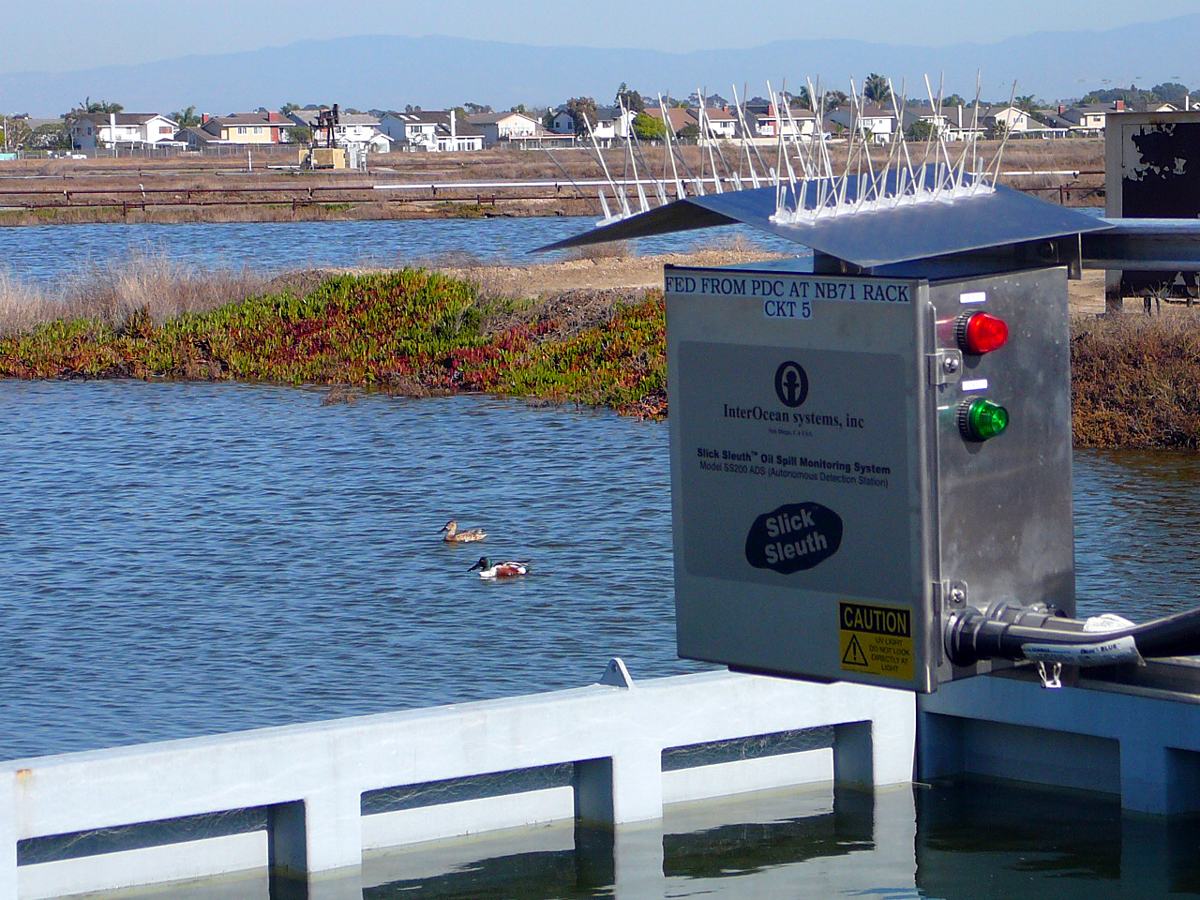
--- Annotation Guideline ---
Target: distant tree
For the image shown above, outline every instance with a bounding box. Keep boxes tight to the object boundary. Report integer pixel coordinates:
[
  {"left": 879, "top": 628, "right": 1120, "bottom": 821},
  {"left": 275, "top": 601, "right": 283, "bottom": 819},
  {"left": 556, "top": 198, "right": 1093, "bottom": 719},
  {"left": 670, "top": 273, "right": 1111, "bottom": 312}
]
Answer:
[
  {"left": 464, "top": 101, "right": 492, "bottom": 114},
  {"left": 287, "top": 125, "right": 312, "bottom": 144},
  {"left": 905, "top": 119, "right": 935, "bottom": 141},
  {"left": 509, "top": 103, "right": 527, "bottom": 114},
  {"left": 632, "top": 111, "right": 666, "bottom": 141},
  {"left": 1014, "top": 94, "right": 1039, "bottom": 113},
  {"left": 404, "top": 104, "right": 422, "bottom": 113},
  {"left": 788, "top": 87, "right": 812, "bottom": 109},
  {"left": 687, "top": 91, "right": 730, "bottom": 108},
  {"left": 280, "top": 102, "right": 301, "bottom": 116},
  {"left": 541, "top": 108, "right": 556, "bottom": 129},
  {"left": 677, "top": 122, "right": 700, "bottom": 141},
  {"left": 1, "top": 117, "right": 31, "bottom": 151},
  {"left": 863, "top": 74, "right": 891, "bottom": 104},
  {"left": 822, "top": 90, "right": 848, "bottom": 111},
  {"left": 28, "top": 121, "right": 70, "bottom": 151},
  {"left": 1151, "top": 82, "right": 1190, "bottom": 105},
  {"left": 565, "top": 96, "right": 598, "bottom": 136},
  {"left": 450, "top": 106, "right": 470, "bottom": 124},
  {"left": 77, "top": 97, "right": 123, "bottom": 114},
  {"left": 616, "top": 83, "right": 645, "bottom": 113},
  {"left": 1081, "top": 85, "right": 1154, "bottom": 107},
  {"left": 171, "top": 105, "right": 201, "bottom": 127}
]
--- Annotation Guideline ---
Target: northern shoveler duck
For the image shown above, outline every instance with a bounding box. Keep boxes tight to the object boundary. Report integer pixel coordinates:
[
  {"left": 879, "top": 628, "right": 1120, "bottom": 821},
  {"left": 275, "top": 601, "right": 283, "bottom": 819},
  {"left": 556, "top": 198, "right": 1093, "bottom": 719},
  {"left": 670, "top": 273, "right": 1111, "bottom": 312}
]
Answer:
[
  {"left": 442, "top": 520, "right": 486, "bottom": 543},
  {"left": 468, "top": 557, "right": 529, "bottom": 579}
]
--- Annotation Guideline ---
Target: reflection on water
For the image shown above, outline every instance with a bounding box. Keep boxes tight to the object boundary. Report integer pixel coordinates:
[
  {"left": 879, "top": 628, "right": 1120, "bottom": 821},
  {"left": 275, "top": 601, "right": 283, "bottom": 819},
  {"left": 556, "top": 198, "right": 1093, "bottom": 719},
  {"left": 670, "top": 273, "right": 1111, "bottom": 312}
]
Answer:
[
  {"left": 363, "top": 780, "right": 1200, "bottom": 898},
  {"left": 362, "top": 786, "right": 896, "bottom": 899},
  {"left": 134, "top": 779, "right": 1200, "bottom": 898}
]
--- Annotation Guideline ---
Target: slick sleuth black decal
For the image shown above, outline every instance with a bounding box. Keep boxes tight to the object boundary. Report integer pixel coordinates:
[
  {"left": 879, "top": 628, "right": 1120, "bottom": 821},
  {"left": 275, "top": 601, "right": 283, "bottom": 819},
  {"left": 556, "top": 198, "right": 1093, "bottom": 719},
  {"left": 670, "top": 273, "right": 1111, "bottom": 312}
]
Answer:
[{"left": 744, "top": 502, "right": 842, "bottom": 574}]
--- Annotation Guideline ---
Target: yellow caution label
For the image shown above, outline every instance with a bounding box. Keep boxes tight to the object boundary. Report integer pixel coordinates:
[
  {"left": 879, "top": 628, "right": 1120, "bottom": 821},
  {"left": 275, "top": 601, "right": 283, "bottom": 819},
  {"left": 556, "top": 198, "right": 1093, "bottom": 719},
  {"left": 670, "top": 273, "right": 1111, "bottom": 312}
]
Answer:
[{"left": 838, "top": 601, "right": 914, "bottom": 681}]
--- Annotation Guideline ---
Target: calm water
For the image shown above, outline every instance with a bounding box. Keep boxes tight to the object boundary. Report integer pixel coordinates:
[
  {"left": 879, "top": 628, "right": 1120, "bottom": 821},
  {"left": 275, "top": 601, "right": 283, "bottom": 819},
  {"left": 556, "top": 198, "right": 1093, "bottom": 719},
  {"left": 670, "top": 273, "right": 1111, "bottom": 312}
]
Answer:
[
  {"left": 0, "top": 216, "right": 803, "bottom": 284},
  {"left": 358, "top": 779, "right": 1200, "bottom": 898},
  {"left": 0, "top": 207, "right": 1101, "bottom": 285},
  {"left": 131, "top": 780, "right": 1200, "bottom": 898},
  {"left": 3, "top": 380, "right": 1200, "bottom": 762}
]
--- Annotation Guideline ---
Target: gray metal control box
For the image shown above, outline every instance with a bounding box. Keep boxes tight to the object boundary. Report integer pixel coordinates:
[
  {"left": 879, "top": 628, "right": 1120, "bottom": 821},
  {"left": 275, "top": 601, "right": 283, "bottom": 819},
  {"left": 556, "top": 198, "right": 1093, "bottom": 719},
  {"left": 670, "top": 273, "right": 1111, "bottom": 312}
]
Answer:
[{"left": 666, "top": 263, "right": 1074, "bottom": 692}]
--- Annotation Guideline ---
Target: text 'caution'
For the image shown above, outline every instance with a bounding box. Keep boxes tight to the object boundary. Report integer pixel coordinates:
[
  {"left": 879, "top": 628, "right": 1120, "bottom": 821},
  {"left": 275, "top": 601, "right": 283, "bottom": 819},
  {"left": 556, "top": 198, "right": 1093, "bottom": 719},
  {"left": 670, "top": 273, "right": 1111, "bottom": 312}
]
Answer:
[{"left": 839, "top": 601, "right": 914, "bottom": 681}]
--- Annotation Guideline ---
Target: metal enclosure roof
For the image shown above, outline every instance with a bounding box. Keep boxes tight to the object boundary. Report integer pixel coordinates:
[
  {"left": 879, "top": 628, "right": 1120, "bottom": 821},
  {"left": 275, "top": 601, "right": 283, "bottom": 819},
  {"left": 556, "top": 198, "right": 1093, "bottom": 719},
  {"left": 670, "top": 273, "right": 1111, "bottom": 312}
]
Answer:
[{"left": 538, "top": 175, "right": 1111, "bottom": 268}]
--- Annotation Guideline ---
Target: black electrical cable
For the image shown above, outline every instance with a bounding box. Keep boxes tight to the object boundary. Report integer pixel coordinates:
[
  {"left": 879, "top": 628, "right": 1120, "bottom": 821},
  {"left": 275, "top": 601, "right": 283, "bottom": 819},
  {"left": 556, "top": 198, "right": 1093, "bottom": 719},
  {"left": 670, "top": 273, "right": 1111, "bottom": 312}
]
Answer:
[{"left": 946, "top": 606, "right": 1200, "bottom": 667}]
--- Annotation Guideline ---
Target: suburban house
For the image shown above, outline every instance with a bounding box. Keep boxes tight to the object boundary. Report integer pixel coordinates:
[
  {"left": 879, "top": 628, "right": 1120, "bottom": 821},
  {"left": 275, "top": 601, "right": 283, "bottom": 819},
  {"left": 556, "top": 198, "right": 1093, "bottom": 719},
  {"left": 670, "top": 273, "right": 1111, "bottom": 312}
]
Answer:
[
  {"left": 378, "top": 111, "right": 483, "bottom": 152},
  {"left": 696, "top": 106, "right": 739, "bottom": 138},
  {"left": 900, "top": 104, "right": 952, "bottom": 138},
  {"left": 197, "top": 112, "right": 291, "bottom": 144},
  {"left": 593, "top": 106, "right": 637, "bottom": 142},
  {"left": 641, "top": 106, "right": 743, "bottom": 141},
  {"left": 643, "top": 106, "right": 692, "bottom": 137},
  {"left": 549, "top": 108, "right": 577, "bottom": 134},
  {"left": 752, "top": 104, "right": 818, "bottom": 139},
  {"left": 70, "top": 112, "right": 178, "bottom": 151},
  {"left": 827, "top": 105, "right": 897, "bottom": 144},
  {"left": 466, "top": 111, "right": 558, "bottom": 148},
  {"left": 1059, "top": 103, "right": 1114, "bottom": 135},
  {"left": 979, "top": 105, "right": 1032, "bottom": 136}
]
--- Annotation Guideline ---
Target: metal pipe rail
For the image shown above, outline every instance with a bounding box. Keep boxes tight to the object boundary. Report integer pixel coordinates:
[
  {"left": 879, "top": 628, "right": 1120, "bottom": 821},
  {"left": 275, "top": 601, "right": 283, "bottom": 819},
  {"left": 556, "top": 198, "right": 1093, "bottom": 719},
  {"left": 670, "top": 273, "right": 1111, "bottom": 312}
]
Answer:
[
  {"left": 0, "top": 663, "right": 914, "bottom": 899},
  {"left": 1084, "top": 218, "right": 1200, "bottom": 271}
]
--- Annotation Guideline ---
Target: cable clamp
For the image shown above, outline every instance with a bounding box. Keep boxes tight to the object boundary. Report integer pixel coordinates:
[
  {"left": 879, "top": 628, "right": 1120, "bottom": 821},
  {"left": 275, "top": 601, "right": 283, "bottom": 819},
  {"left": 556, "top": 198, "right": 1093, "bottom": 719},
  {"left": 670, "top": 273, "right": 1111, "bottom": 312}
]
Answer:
[{"left": 1037, "top": 661, "right": 1063, "bottom": 689}]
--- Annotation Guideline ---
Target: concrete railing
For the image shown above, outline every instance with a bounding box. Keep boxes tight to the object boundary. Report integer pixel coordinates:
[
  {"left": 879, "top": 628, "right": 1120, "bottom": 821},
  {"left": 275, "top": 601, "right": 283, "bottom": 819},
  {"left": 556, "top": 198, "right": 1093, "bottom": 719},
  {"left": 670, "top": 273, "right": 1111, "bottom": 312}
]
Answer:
[{"left": 1, "top": 661, "right": 915, "bottom": 899}]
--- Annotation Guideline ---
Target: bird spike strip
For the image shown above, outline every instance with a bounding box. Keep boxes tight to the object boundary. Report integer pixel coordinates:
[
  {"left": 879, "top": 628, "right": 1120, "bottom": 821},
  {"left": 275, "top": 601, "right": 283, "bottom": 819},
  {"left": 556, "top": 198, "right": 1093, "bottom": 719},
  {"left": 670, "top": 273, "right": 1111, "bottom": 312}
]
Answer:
[{"left": 584, "top": 73, "right": 1016, "bottom": 229}]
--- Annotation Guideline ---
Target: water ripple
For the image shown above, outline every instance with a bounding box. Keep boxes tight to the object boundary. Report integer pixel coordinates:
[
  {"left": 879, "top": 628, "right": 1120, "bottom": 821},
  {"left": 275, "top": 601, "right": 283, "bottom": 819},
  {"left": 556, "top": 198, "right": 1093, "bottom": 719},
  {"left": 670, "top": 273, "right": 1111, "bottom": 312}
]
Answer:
[{"left": 1, "top": 380, "right": 1197, "bottom": 760}]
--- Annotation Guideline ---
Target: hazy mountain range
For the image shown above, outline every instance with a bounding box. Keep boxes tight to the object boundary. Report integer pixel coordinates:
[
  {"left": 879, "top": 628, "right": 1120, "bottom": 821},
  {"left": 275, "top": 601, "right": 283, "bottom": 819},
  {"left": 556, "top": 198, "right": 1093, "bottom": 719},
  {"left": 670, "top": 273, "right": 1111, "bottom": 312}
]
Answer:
[{"left": 3, "top": 15, "right": 1198, "bottom": 115}]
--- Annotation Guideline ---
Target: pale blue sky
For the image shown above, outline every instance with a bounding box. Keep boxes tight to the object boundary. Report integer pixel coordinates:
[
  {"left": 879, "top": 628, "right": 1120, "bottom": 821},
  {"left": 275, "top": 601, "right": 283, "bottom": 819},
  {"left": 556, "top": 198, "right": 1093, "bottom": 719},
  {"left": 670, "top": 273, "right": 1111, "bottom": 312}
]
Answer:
[{"left": 5, "top": 0, "right": 1198, "bottom": 74}]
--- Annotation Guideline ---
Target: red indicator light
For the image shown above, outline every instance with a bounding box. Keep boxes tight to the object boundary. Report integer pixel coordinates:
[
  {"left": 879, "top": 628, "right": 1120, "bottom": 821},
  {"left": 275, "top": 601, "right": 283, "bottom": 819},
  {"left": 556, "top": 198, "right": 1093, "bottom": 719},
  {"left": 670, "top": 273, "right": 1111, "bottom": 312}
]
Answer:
[{"left": 956, "top": 312, "right": 1009, "bottom": 355}]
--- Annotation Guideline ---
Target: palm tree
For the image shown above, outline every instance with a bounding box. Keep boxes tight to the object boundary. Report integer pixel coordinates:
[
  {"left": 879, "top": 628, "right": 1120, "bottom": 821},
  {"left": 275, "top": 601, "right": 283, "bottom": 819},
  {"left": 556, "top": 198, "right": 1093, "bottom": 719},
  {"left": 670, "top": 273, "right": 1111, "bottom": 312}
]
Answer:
[
  {"left": 863, "top": 74, "right": 891, "bottom": 105},
  {"left": 171, "top": 105, "right": 201, "bottom": 127}
]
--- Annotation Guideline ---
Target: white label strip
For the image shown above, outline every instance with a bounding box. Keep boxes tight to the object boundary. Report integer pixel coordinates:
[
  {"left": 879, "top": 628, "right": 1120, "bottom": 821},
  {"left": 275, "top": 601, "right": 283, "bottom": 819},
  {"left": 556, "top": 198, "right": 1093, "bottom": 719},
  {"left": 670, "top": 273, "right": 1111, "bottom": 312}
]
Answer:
[
  {"left": 960, "top": 291, "right": 987, "bottom": 304},
  {"left": 1022, "top": 636, "right": 1143, "bottom": 667},
  {"left": 960, "top": 378, "right": 989, "bottom": 392}
]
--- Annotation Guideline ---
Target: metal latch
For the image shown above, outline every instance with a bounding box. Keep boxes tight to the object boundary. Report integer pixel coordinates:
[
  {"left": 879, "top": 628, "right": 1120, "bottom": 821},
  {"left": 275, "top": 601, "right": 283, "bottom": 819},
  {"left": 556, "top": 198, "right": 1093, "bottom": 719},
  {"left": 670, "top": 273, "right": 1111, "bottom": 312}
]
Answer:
[{"left": 928, "top": 350, "right": 963, "bottom": 386}]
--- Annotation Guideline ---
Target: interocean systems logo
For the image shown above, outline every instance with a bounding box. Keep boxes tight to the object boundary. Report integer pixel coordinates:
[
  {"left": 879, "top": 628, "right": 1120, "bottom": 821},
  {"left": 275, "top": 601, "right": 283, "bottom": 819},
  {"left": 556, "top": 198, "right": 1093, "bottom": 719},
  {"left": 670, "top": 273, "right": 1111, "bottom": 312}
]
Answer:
[{"left": 774, "top": 361, "right": 808, "bottom": 408}]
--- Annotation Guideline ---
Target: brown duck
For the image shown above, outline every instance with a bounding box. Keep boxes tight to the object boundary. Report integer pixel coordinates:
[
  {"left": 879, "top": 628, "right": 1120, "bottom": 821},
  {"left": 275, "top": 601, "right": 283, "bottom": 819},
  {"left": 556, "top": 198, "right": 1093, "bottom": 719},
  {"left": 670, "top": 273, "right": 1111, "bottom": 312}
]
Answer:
[{"left": 441, "top": 519, "right": 487, "bottom": 543}]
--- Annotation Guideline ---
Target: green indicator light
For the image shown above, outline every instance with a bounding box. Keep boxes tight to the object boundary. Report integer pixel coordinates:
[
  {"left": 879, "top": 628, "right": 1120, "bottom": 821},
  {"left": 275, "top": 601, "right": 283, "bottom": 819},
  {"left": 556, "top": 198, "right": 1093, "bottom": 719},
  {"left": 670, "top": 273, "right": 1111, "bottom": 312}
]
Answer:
[{"left": 958, "top": 398, "right": 1009, "bottom": 441}]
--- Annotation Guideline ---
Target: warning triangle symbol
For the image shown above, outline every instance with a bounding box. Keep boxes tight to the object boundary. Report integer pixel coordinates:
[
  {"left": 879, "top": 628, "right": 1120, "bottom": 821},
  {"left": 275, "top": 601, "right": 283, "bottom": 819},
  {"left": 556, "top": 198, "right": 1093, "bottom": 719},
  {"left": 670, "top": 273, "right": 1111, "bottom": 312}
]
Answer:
[{"left": 842, "top": 634, "right": 869, "bottom": 667}]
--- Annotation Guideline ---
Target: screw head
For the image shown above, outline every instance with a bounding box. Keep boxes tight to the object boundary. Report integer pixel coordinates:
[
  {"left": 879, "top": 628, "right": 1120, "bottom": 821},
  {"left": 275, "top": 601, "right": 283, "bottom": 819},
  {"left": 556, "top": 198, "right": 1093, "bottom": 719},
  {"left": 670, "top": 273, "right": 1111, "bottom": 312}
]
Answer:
[
  {"left": 949, "top": 587, "right": 966, "bottom": 605},
  {"left": 943, "top": 357, "right": 960, "bottom": 373}
]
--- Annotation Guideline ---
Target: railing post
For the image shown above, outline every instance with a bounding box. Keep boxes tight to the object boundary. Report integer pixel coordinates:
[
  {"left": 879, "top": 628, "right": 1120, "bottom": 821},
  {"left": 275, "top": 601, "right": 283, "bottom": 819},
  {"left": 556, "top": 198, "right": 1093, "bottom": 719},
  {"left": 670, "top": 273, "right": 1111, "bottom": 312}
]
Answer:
[
  {"left": 835, "top": 701, "right": 915, "bottom": 790},
  {"left": 269, "top": 791, "right": 363, "bottom": 879},
  {"left": 833, "top": 721, "right": 876, "bottom": 789},
  {"left": 574, "top": 744, "right": 663, "bottom": 827},
  {"left": 1118, "top": 739, "right": 1200, "bottom": 817}
]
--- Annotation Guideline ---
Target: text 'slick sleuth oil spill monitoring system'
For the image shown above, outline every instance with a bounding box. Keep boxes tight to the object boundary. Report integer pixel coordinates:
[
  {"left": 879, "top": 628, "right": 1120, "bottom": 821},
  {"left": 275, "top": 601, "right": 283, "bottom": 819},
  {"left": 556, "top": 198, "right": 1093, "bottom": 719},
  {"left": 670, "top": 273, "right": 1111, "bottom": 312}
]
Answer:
[{"left": 539, "top": 95, "right": 1200, "bottom": 693}]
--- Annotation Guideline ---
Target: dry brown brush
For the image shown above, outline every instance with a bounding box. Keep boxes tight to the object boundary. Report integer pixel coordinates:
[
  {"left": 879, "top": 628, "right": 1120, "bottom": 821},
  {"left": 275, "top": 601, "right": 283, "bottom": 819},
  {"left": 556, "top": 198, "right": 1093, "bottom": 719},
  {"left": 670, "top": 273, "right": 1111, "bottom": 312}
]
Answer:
[
  {"left": 0, "top": 253, "right": 267, "bottom": 335},
  {"left": 1072, "top": 313, "right": 1200, "bottom": 450}
]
